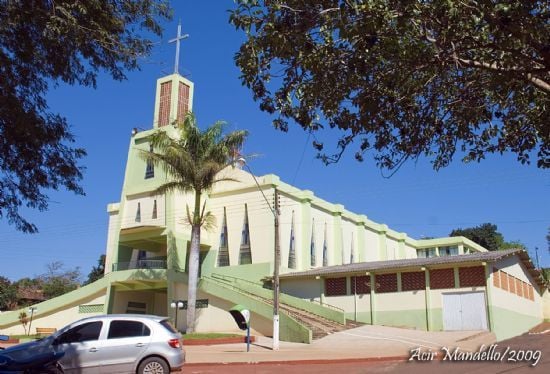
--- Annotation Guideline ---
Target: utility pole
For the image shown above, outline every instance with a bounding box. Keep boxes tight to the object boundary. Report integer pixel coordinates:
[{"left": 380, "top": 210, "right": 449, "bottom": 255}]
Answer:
[
  {"left": 273, "top": 187, "right": 280, "bottom": 350},
  {"left": 535, "top": 247, "right": 540, "bottom": 269}
]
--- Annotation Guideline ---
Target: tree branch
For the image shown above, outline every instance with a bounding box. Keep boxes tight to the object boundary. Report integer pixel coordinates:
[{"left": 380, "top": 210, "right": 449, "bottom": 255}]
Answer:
[{"left": 457, "top": 57, "right": 550, "bottom": 93}]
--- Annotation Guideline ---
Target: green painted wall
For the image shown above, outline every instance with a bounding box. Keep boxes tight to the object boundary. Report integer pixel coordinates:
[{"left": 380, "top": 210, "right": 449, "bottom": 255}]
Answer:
[
  {"left": 491, "top": 306, "right": 542, "bottom": 341},
  {"left": 345, "top": 312, "right": 372, "bottom": 324},
  {"left": 375, "top": 309, "right": 428, "bottom": 330}
]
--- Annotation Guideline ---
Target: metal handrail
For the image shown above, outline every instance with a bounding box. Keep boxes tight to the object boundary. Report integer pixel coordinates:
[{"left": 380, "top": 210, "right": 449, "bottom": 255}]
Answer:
[
  {"left": 209, "top": 273, "right": 345, "bottom": 313},
  {"left": 112, "top": 259, "right": 167, "bottom": 272}
]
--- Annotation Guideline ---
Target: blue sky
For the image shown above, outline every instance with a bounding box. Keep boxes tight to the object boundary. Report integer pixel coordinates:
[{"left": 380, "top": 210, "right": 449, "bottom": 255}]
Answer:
[{"left": 1, "top": 1, "right": 548, "bottom": 281}]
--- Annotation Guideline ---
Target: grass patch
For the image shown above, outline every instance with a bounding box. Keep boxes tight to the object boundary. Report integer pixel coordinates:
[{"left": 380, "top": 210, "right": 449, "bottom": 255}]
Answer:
[{"left": 181, "top": 332, "right": 242, "bottom": 340}]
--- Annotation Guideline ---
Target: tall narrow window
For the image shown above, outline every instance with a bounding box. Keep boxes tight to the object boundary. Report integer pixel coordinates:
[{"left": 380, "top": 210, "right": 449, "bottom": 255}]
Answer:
[
  {"left": 135, "top": 202, "right": 141, "bottom": 223},
  {"left": 158, "top": 81, "right": 172, "bottom": 127},
  {"left": 322, "top": 223, "right": 328, "bottom": 267},
  {"left": 310, "top": 219, "right": 316, "bottom": 267},
  {"left": 217, "top": 208, "right": 230, "bottom": 266},
  {"left": 152, "top": 199, "right": 157, "bottom": 219},
  {"left": 350, "top": 232, "right": 355, "bottom": 264},
  {"left": 145, "top": 144, "right": 154, "bottom": 179},
  {"left": 239, "top": 204, "right": 252, "bottom": 264},
  {"left": 288, "top": 211, "right": 296, "bottom": 269}
]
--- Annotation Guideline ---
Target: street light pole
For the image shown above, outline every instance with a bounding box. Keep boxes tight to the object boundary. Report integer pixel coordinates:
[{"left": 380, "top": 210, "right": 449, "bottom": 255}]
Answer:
[
  {"left": 272, "top": 187, "right": 280, "bottom": 351},
  {"left": 239, "top": 158, "right": 280, "bottom": 351}
]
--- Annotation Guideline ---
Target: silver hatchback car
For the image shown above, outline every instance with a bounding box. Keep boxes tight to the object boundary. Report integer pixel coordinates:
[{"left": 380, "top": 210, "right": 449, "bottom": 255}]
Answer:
[{"left": 2, "top": 314, "right": 185, "bottom": 373}]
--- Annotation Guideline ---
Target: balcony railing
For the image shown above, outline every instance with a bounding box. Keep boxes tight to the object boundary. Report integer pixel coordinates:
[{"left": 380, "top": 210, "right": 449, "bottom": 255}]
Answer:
[{"left": 112, "top": 259, "right": 167, "bottom": 272}]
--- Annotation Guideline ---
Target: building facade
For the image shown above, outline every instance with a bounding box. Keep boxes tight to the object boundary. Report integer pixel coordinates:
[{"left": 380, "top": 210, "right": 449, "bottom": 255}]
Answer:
[{"left": 0, "top": 73, "right": 546, "bottom": 343}]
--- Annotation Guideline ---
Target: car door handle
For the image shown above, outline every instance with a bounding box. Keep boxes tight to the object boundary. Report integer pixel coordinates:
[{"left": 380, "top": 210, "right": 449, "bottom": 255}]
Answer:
[
  {"left": 89, "top": 347, "right": 98, "bottom": 352},
  {"left": 135, "top": 343, "right": 145, "bottom": 347}
]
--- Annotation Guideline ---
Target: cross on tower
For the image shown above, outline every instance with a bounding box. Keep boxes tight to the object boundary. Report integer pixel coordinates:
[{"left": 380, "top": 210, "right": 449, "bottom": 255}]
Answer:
[{"left": 169, "top": 20, "right": 189, "bottom": 74}]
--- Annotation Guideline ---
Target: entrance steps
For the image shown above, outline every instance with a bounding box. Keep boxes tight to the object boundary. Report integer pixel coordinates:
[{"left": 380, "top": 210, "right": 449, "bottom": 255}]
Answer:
[{"left": 203, "top": 273, "right": 362, "bottom": 340}]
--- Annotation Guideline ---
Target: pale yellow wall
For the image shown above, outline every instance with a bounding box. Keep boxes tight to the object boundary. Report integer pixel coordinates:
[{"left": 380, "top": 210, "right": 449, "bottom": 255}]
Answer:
[
  {"left": 491, "top": 287, "right": 541, "bottom": 318},
  {"left": 104, "top": 206, "right": 120, "bottom": 274},
  {"left": 542, "top": 289, "right": 550, "bottom": 320},
  {"left": 112, "top": 290, "right": 156, "bottom": 314},
  {"left": 363, "top": 227, "right": 380, "bottom": 262},
  {"left": 494, "top": 256, "right": 532, "bottom": 283},
  {"left": 173, "top": 283, "right": 271, "bottom": 336},
  {"left": 278, "top": 193, "right": 302, "bottom": 269},
  {"left": 208, "top": 188, "right": 275, "bottom": 265},
  {"left": 341, "top": 218, "right": 355, "bottom": 264},
  {"left": 153, "top": 292, "right": 168, "bottom": 316},
  {"left": 489, "top": 257, "right": 543, "bottom": 319},
  {"left": 280, "top": 278, "right": 322, "bottom": 301},
  {"left": 385, "top": 237, "right": 400, "bottom": 261},
  {"left": 404, "top": 243, "right": 417, "bottom": 259},
  {"left": 310, "top": 206, "right": 335, "bottom": 265},
  {"left": 377, "top": 290, "right": 426, "bottom": 311},
  {"left": 121, "top": 193, "right": 166, "bottom": 230},
  {"left": 2, "top": 294, "right": 106, "bottom": 335}
]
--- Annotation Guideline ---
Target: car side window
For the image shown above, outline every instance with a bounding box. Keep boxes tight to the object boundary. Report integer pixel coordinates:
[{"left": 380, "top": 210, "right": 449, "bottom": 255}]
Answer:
[
  {"left": 107, "top": 320, "right": 151, "bottom": 339},
  {"left": 58, "top": 321, "right": 103, "bottom": 344}
]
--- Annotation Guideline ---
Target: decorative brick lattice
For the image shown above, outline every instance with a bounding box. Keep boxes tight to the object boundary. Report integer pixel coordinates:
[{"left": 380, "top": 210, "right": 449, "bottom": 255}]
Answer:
[
  {"left": 430, "top": 268, "right": 455, "bottom": 289},
  {"left": 376, "top": 273, "right": 397, "bottom": 293},
  {"left": 516, "top": 278, "right": 523, "bottom": 297},
  {"left": 523, "top": 282, "right": 529, "bottom": 299},
  {"left": 508, "top": 275, "right": 516, "bottom": 294},
  {"left": 78, "top": 304, "right": 104, "bottom": 314},
  {"left": 158, "top": 81, "right": 172, "bottom": 126},
  {"left": 500, "top": 271, "right": 509, "bottom": 291},
  {"left": 351, "top": 275, "right": 371, "bottom": 294},
  {"left": 528, "top": 285, "right": 534, "bottom": 301},
  {"left": 459, "top": 266, "right": 486, "bottom": 287},
  {"left": 177, "top": 82, "right": 190, "bottom": 122},
  {"left": 401, "top": 271, "right": 426, "bottom": 291},
  {"left": 493, "top": 268, "right": 500, "bottom": 287},
  {"left": 325, "top": 277, "right": 347, "bottom": 296}
]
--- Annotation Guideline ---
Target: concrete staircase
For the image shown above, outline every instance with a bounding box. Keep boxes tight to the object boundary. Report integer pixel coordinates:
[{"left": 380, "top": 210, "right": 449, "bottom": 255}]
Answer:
[
  {"left": 204, "top": 273, "right": 362, "bottom": 340},
  {"left": 257, "top": 294, "right": 363, "bottom": 339}
]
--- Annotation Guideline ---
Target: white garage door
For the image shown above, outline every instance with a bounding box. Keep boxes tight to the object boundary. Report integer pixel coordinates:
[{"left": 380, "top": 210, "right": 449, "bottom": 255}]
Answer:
[{"left": 442, "top": 292, "right": 488, "bottom": 331}]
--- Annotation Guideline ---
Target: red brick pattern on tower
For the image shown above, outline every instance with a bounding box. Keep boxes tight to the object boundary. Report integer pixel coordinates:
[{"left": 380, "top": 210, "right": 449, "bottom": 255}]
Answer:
[
  {"left": 177, "top": 82, "right": 190, "bottom": 122},
  {"left": 159, "top": 81, "right": 172, "bottom": 127}
]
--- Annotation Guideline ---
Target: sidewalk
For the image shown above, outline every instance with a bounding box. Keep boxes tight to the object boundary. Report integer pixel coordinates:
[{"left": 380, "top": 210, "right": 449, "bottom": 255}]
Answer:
[{"left": 184, "top": 325, "right": 496, "bottom": 365}]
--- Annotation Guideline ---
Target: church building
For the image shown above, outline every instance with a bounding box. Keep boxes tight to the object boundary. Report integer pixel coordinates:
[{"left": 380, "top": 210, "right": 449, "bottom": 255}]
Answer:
[{"left": 0, "top": 54, "right": 547, "bottom": 344}]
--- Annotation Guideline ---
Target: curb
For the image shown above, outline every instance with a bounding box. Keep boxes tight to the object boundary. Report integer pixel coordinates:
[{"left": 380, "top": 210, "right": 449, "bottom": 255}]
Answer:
[
  {"left": 184, "top": 355, "right": 409, "bottom": 366},
  {"left": 184, "top": 336, "right": 256, "bottom": 346}
]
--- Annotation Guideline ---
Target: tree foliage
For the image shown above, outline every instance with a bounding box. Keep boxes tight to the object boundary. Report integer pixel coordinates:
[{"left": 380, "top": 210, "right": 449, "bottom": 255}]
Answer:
[
  {"left": 85, "top": 254, "right": 106, "bottom": 285},
  {"left": 449, "top": 222, "right": 526, "bottom": 251},
  {"left": 39, "top": 261, "right": 81, "bottom": 299},
  {"left": 144, "top": 113, "right": 248, "bottom": 333},
  {"left": 0, "top": 276, "right": 17, "bottom": 311},
  {"left": 230, "top": 0, "right": 549, "bottom": 172},
  {"left": 0, "top": 0, "right": 171, "bottom": 232}
]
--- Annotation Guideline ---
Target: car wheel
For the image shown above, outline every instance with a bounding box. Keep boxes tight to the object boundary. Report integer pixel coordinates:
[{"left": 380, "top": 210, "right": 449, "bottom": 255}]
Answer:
[{"left": 137, "top": 357, "right": 169, "bottom": 374}]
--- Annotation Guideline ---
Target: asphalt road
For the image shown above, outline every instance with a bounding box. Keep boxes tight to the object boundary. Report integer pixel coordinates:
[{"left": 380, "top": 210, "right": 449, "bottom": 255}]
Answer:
[{"left": 182, "top": 332, "right": 549, "bottom": 374}]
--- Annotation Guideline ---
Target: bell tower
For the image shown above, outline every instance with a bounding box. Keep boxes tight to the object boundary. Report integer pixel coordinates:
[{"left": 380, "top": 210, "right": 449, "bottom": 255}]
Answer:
[{"left": 152, "top": 21, "right": 194, "bottom": 128}]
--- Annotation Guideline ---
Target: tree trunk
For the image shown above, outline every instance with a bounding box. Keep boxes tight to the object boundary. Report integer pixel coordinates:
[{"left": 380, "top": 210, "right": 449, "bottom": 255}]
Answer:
[{"left": 186, "top": 191, "right": 202, "bottom": 333}]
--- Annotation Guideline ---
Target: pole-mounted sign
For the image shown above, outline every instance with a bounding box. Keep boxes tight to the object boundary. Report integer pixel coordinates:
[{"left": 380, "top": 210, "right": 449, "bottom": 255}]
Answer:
[{"left": 229, "top": 305, "right": 251, "bottom": 352}]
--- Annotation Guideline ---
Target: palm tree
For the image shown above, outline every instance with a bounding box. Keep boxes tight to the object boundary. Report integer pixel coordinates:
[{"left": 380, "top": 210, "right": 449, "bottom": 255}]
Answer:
[{"left": 143, "top": 113, "right": 248, "bottom": 333}]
